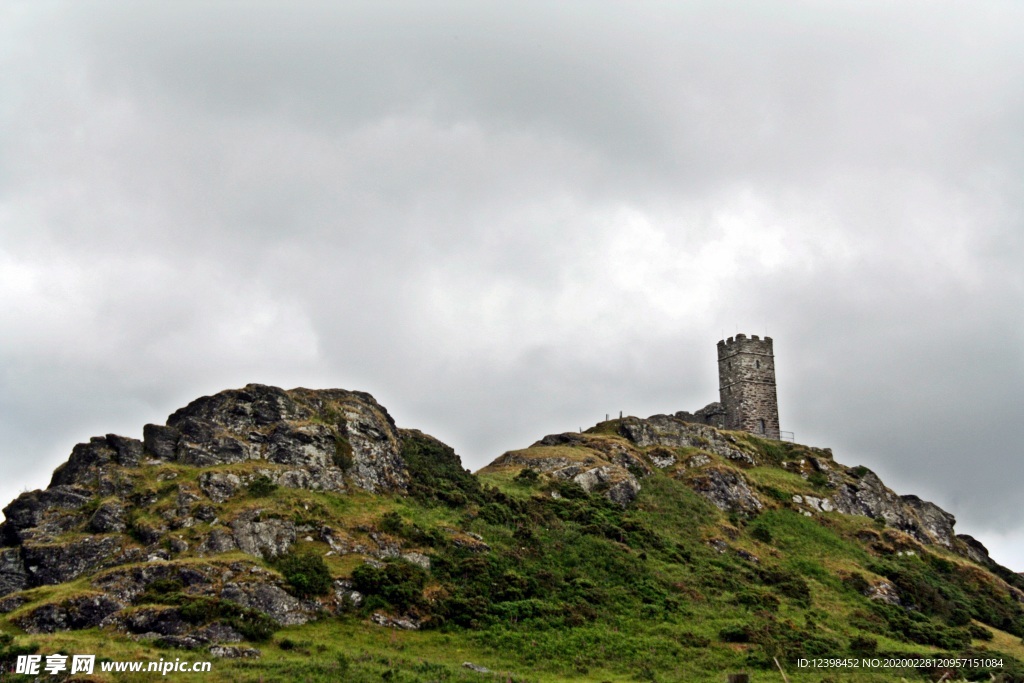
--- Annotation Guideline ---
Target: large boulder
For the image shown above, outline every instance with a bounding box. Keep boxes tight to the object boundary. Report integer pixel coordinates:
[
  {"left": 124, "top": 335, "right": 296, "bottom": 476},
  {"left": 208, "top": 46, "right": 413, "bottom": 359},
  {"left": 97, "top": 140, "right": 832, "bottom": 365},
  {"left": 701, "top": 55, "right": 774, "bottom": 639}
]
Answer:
[
  {"left": 830, "top": 472, "right": 957, "bottom": 547},
  {"left": 618, "top": 415, "right": 757, "bottom": 467},
  {"left": 229, "top": 511, "right": 296, "bottom": 559},
  {"left": 484, "top": 431, "right": 649, "bottom": 506},
  {"left": 685, "top": 467, "right": 763, "bottom": 515}
]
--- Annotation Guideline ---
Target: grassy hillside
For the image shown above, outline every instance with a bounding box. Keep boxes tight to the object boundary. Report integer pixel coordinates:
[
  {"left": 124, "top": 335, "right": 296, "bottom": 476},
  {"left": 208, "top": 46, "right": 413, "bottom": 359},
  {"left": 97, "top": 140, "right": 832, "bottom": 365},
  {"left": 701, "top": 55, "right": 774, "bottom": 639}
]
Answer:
[{"left": 2, "top": 411, "right": 1023, "bottom": 682}]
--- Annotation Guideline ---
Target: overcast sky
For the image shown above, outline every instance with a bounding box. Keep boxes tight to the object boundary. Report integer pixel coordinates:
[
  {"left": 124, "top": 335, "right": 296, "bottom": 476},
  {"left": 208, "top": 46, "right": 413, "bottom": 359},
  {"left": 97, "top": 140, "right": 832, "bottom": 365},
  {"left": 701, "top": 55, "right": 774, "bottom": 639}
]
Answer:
[{"left": 2, "top": 1, "right": 1022, "bottom": 569}]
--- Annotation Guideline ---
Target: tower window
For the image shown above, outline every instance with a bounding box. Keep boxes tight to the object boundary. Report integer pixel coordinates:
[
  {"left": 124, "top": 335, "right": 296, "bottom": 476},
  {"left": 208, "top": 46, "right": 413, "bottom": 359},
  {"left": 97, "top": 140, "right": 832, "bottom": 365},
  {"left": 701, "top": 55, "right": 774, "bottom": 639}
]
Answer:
[
  {"left": 759, "top": 419, "right": 766, "bottom": 433},
  {"left": 756, "top": 360, "right": 760, "bottom": 369}
]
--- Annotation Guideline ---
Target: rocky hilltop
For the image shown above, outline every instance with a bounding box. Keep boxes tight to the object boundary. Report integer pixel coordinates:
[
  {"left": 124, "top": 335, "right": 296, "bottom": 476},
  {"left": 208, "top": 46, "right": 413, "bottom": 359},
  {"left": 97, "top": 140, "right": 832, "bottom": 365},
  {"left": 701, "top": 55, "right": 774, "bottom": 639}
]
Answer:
[
  {"left": 1, "top": 385, "right": 419, "bottom": 644},
  {"left": 483, "top": 413, "right": 992, "bottom": 562},
  {"left": 1, "top": 385, "right": 1022, "bottom": 681}
]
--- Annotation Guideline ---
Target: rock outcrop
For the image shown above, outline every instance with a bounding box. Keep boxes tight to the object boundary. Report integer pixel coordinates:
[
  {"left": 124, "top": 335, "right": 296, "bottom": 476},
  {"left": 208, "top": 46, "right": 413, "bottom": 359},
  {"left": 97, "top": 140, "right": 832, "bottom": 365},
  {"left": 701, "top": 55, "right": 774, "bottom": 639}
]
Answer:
[
  {"left": 686, "top": 467, "right": 763, "bottom": 516},
  {"left": 0, "top": 382, "right": 1012, "bottom": 651},
  {"left": 483, "top": 432, "right": 649, "bottom": 506},
  {"left": 830, "top": 471, "right": 958, "bottom": 548},
  {"left": 618, "top": 415, "right": 758, "bottom": 467},
  {"left": 0, "top": 384, "right": 420, "bottom": 644}
]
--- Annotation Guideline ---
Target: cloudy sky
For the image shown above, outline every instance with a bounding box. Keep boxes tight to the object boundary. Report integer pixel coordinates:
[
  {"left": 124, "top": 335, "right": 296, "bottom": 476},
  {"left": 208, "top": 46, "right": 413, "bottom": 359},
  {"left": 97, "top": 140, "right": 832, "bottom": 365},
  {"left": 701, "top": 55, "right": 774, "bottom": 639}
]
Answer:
[{"left": 2, "top": 1, "right": 1022, "bottom": 569}]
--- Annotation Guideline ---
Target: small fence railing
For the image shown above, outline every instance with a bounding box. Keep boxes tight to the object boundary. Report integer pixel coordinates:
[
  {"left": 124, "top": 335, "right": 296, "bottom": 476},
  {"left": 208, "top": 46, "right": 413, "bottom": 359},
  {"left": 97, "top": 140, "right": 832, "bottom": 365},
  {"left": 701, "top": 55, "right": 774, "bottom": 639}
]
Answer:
[{"left": 778, "top": 430, "right": 795, "bottom": 442}]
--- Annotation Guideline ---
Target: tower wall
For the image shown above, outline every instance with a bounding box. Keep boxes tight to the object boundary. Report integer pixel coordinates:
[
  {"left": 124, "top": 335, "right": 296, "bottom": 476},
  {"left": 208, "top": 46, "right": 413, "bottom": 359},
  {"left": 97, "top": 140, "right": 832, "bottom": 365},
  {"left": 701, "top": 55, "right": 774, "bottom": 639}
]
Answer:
[{"left": 717, "top": 334, "right": 779, "bottom": 439}]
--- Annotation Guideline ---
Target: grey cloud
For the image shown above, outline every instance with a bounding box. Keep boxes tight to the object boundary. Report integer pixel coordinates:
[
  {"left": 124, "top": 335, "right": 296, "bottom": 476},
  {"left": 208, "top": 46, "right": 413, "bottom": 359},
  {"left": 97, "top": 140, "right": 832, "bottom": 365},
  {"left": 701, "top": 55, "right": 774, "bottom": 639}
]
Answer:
[{"left": 1, "top": 1, "right": 1023, "bottom": 569}]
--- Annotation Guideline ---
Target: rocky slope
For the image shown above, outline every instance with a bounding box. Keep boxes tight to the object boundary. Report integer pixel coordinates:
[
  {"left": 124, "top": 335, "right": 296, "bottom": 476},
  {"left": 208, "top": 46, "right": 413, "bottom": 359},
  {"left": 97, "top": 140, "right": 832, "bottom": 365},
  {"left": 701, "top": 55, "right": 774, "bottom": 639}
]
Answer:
[
  {"left": 0, "top": 385, "right": 412, "bottom": 644},
  {"left": 481, "top": 412, "right": 992, "bottom": 564},
  {"left": 1, "top": 384, "right": 1022, "bottom": 681}
]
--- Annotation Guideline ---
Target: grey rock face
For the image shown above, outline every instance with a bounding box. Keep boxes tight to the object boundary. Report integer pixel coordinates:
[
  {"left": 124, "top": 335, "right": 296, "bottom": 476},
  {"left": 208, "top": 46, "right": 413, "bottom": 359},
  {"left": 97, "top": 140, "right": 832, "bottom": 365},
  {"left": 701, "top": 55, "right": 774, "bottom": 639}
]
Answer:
[
  {"left": 956, "top": 534, "right": 991, "bottom": 564},
  {"left": 371, "top": 612, "right": 421, "bottom": 630},
  {"left": 489, "top": 432, "right": 648, "bottom": 506},
  {"left": 123, "top": 606, "right": 190, "bottom": 636},
  {"left": 792, "top": 495, "right": 834, "bottom": 513},
  {"left": 567, "top": 464, "right": 642, "bottom": 506},
  {"left": 866, "top": 581, "right": 901, "bottom": 606},
  {"left": 200, "top": 528, "right": 239, "bottom": 555},
  {"left": 274, "top": 467, "right": 346, "bottom": 492},
  {"left": 137, "top": 384, "right": 407, "bottom": 495},
  {"left": 900, "top": 495, "right": 956, "bottom": 548},
  {"left": 0, "top": 548, "right": 28, "bottom": 596},
  {"left": 1, "top": 486, "right": 92, "bottom": 544},
  {"left": 687, "top": 467, "right": 763, "bottom": 515},
  {"left": 91, "top": 562, "right": 220, "bottom": 605},
  {"left": 268, "top": 424, "right": 335, "bottom": 468},
  {"left": 198, "top": 472, "right": 242, "bottom": 504},
  {"left": 143, "top": 424, "right": 180, "bottom": 460},
  {"left": 336, "top": 395, "right": 408, "bottom": 494},
  {"left": 684, "top": 453, "right": 712, "bottom": 469},
  {"left": 619, "top": 415, "right": 757, "bottom": 467},
  {"left": 48, "top": 437, "right": 114, "bottom": 488},
  {"left": 220, "top": 581, "right": 314, "bottom": 626},
  {"left": 88, "top": 501, "right": 127, "bottom": 533},
  {"left": 831, "top": 472, "right": 956, "bottom": 547},
  {"left": 14, "top": 594, "right": 124, "bottom": 633},
  {"left": 0, "top": 384, "right": 460, "bottom": 636},
  {"left": 333, "top": 579, "right": 364, "bottom": 608},
  {"left": 0, "top": 594, "right": 26, "bottom": 613},
  {"left": 230, "top": 511, "right": 296, "bottom": 558},
  {"left": 210, "top": 645, "right": 261, "bottom": 658},
  {"left": 21, "top": 536, "right": 125, "bottom": 586},
  {"left": 195, "top": 623, "right": 244, "bottom": 643}
]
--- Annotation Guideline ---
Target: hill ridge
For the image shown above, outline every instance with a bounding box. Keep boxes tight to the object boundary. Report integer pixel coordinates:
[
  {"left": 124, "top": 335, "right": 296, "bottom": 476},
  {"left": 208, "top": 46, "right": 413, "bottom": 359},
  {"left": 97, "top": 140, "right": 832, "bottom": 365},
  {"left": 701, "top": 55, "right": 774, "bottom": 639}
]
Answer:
[{"left": 1, "top": 384, "right": 1022, "bottom": 681}]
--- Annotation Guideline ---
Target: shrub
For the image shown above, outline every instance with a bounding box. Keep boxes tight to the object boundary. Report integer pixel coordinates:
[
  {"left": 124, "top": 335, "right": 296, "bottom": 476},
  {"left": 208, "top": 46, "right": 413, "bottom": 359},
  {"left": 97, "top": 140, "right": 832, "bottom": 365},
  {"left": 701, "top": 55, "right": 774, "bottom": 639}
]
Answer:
[
  {"left": 760, "top": 486, "right": 791, "bottom": 503},
  {"left": 734, "top": 590, "right": 780, "bottom": 612},
  {"left": 479, "top": 502, "right": 515, "bottom": 525},
  {"left": 719, "top": 624, "right": 751, "bottom": 643},
  {"left": 333, "top": 436, "right": 354, "bottom": 471},
  {"left": 351, "top": 558, "right": 428, "bottom": 612},
  {"left": 550, "top": 480, "right": 589, "bottom": 500},
  {"left": 676, "top": 632, "right": 711, "bottom": 648},
  {"left": 842, "top": 572, "right": 870, "bottom": 595},
  {"left": 760, "top": 441, "right": 785, "bottom": 465},
  {"left": 400, "top": 432, "right": 484, "bottom": 507},
  {"left": 247, "top": 475, "right": 278, "bottom": 497},
  {"left": 759, "top": 568, "right": 811, "bottom": 607},
  {"left": 849, "top": 635, "right": 877, "bottom": 654},
  {"left": 136, "top": 578, "right": 185, "bottom": 604},
  {"left": 807, "top": 471, "right": 830, "bottom": 488},
  {"left": 273, "top": 550, "right": 333, "bottom": 598},
  {"left": 177, "top": 597, "right": 277, "bottom": 642},
  {"left": 378, "top": 511, "right": 405, "bottom": 535},
  {"left": 968, "top": 623, "right": 994, "bottom": 641},
  {"left": 750, "top": 525, "right": 773, "bottom": 544},
  {"left": 514, "top": 468, "right": 540, "bottom": 485}
]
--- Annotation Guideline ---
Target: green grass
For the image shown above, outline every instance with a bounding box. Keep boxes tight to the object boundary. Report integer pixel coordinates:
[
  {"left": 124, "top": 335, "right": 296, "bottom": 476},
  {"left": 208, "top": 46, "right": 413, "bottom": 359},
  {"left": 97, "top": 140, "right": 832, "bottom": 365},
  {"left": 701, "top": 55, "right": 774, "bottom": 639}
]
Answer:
[{"left": 5, "top": 426, "right": 1024, "bottom": 683}]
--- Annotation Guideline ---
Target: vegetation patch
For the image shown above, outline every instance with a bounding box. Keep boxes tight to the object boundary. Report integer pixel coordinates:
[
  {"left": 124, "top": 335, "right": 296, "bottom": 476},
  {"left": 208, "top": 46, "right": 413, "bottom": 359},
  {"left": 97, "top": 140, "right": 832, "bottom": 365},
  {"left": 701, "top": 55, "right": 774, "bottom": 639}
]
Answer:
[
  {"left": 247, "top": 475, "right": 278, "bottom": 498},
  {"left": 400, "top": 431, "right": 484, "bottom": 507},
  {"left": 273, "top": 550, "right": 333, "bottom": 598}
]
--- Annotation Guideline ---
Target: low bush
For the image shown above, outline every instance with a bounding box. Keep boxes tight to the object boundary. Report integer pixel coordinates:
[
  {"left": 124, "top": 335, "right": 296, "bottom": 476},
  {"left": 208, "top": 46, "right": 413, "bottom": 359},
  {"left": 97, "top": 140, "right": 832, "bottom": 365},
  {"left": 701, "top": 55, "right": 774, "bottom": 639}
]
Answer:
[
  {"left": 247, "top": 475, "right": 278, "bottom": 497},
  {"left": 513, "top": 468, "right": 540, "bottom": 485},
  {"left": 273, "top": 549, "right": 333, "bottom": 598},
  {"left": 332, "top": 436, "right": 354, "bottom": 471},
  {"left": 351, "top": 558, "right": 428, "bottom": 612},
  {"left": 177, "top": 596, "right": 277, "bottom": 642}
]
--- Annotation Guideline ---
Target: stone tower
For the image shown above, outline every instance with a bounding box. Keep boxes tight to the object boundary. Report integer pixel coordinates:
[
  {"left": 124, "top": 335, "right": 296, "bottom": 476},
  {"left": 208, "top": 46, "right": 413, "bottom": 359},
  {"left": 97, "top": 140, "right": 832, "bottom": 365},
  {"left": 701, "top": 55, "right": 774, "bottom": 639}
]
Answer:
[{"left": 717, "top": 334, "right": 780, "bottom": 439}]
